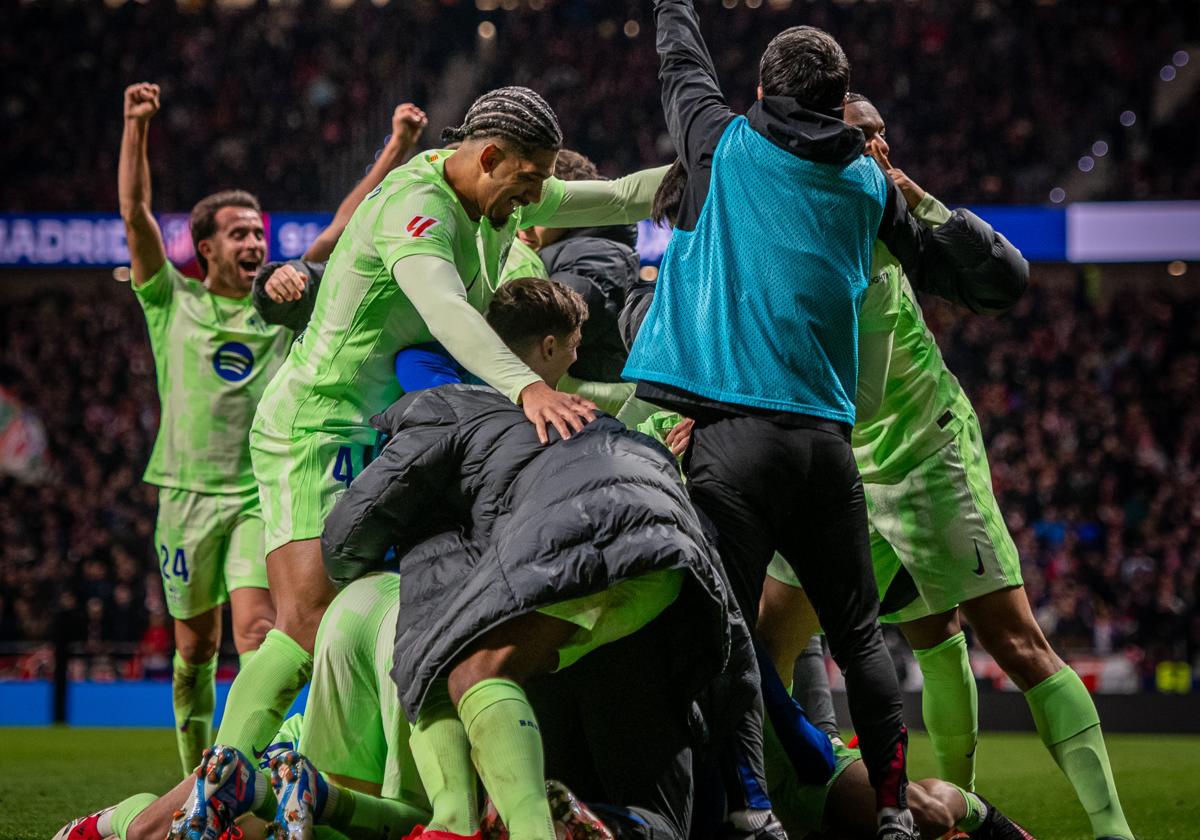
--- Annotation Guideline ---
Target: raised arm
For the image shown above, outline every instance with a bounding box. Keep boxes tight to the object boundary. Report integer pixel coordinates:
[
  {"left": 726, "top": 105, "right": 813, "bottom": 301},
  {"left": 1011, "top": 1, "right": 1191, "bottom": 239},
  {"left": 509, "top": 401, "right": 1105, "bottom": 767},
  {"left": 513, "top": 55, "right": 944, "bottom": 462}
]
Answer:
[
  {"left": 654, "top": 0, "right": 737, "bottom": 171},
  {"left": 304, "top": 103, "right": 429, "bottom": 261},
  {"left": 873, "top": 150, "right": 1028, "bottom": 315},
  {"left": 118, "top": 83, "right": 167, "bottom": 286}
]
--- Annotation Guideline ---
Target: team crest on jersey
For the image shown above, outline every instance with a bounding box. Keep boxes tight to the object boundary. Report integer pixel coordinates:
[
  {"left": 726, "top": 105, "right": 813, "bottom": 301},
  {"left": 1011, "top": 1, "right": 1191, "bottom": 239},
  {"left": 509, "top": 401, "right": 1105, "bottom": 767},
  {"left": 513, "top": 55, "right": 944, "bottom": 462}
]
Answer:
[
  {"left": 213, "top": 341, "right": 255, "bottom": 382},
  {"left": 407, "top": 215, "right": 441, "bottom": 239}
]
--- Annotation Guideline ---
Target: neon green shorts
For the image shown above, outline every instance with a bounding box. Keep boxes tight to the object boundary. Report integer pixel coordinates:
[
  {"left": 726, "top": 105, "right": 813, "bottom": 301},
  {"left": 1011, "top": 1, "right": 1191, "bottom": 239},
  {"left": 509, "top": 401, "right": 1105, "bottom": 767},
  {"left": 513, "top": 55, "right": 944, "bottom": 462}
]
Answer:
[
  {"left": 303, "top": 573, "right": 427, "bottom": 806},
  {"left": 539, "top": 569, "right": 685, "bottom": 671},
  {"left": 767, "top": 413, "right": 1021, "bottom": 623},
  {"left": 153, "top": 486, "right": 268, "bottom": 620},
  {"left": 250, "top": 424, "right": 380, "bottom": 556},
  {"left": 766, "top": 737, "right": 859, "bottom": 835},
  {"left": 864, "top": 411, "right": 1022, "bottom": 623}
]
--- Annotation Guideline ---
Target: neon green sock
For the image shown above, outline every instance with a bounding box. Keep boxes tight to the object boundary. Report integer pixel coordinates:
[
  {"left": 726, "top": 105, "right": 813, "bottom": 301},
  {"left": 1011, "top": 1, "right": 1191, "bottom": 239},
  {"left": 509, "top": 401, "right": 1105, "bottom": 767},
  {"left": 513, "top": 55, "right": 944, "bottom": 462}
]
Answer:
[
  {"left": 215, "top": 628, "right": 312, "bottom": 758},
  {"left": 945, "top": 782, "right": 987, "bottom": 832},
  {"left": 239, "top": 648, "right": 257, "bottom": 669},
  {"left": 411, "top": 679, "right": 480, "bottom": 834},
  {"left": 107, "top": 793, "right": 157, "bottom": 840},
  {"left": 173, "top": 651, "right": 218, "bottom": 777},
  {"left": 458, "top": 678, "right": 554, "bottom": 840},
  {"left": 1026, "top": 667, "right": 1133, "bottom": 840},
  {"left": 322, "top": 782, "right": 431, "bottom": 839},
  {"left": 914, "top": 632, "right": 978, "bottom": 790}
]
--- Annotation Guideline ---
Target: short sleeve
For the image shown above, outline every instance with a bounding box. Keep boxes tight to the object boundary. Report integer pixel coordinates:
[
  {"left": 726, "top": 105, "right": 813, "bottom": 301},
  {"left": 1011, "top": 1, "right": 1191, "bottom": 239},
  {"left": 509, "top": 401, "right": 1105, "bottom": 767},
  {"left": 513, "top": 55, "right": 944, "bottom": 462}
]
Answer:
[
  {"left": 859, "top": 243, "right": 902, "bottom": 334},
  {"left": 374, "top": 184, "right": 460, "bottom": 273},
  {"left": 131, "top": 260, "right": 181, "bottom": 308},
  {"left": 515, "top": 176, "right": 567, "bottom": 229}
]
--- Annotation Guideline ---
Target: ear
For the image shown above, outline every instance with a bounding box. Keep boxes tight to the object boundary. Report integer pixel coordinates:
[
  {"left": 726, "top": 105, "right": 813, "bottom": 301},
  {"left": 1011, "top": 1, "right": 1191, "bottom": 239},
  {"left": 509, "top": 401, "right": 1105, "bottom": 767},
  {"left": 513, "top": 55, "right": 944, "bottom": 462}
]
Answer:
[
  {"left": 479, "top": 142, "right": 504, "bottom": 175},
  {"left": 197, "top": 238, "right": 216, "bottom": 261},
  {"left": 756, "top": 84, "right": 764, "bottom": 101},
  {"left": 540, "top": 334, "right": 557, "bottom": 360}
]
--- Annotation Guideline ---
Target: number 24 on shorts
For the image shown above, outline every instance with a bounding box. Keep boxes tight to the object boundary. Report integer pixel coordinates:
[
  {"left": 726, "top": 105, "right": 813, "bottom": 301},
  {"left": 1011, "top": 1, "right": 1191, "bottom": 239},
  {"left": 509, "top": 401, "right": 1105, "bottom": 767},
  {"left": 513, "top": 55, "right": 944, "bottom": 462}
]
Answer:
[
  {"left": 160, "top": 544, "right": 190, "bottom": 583},
  {"left": 332, "top": 444, "right": 378, "bottom": 489}
]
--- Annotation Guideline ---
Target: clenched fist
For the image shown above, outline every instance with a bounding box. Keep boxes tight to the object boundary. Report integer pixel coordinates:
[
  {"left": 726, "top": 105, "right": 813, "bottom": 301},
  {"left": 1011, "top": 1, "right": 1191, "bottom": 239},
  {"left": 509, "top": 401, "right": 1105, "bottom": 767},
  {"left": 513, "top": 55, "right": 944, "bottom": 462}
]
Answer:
[
  {"left": 390, "top": 103, "right": 428, "bottom": 149},
  {"left": 265, "top": 263, "right": 309, "bottom": 303},
  {"left": 124, "top": 82, "right": 160, "bottom": 122}
]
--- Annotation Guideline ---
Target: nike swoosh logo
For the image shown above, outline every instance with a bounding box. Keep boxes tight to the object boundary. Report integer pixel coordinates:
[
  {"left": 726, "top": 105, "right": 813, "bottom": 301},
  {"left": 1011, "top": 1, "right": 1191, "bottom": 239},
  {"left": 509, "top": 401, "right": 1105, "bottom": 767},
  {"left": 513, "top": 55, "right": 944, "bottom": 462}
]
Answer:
[
  {"left": 966, "top": 743, "right": 977, "bottom": 759},
  {"left": 973, "top": 541, "right": 986, "bottom": 577}
]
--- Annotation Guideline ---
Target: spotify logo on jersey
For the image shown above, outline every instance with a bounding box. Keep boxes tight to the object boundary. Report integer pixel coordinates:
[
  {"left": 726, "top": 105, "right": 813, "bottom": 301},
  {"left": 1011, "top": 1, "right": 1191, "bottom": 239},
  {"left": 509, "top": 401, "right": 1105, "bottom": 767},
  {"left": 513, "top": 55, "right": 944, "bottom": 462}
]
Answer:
[{"left": 213, "top": 341, "right": 255, "bottom": 382}]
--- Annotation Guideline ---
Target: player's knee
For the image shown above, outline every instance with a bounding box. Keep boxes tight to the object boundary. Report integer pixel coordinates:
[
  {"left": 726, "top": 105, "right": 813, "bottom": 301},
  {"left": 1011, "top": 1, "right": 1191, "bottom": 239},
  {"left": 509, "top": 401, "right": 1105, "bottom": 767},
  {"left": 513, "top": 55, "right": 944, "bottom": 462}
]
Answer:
[
  {"left": 233, "top": 612, "right": 273, "bottom": 653},
  {"left": 175, "top": 634, "right": 219, "bottom": 663}
]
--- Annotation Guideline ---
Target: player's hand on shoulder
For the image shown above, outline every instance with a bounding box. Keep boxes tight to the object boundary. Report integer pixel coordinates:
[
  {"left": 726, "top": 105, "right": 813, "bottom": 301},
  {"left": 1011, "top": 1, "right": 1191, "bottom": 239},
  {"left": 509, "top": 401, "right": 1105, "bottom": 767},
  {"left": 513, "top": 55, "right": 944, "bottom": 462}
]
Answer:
[
  {"left": 520, "top": 380, "right": 598, "bottom": 445},
  {"left": 391, "top": 103, "right": 429, "bottom": 148},
  {"left": 124, "top": 82, "right": 161, "bottom": 122},
  {"left": 265, "top": 263, "right": 309, "bottom": 303}
]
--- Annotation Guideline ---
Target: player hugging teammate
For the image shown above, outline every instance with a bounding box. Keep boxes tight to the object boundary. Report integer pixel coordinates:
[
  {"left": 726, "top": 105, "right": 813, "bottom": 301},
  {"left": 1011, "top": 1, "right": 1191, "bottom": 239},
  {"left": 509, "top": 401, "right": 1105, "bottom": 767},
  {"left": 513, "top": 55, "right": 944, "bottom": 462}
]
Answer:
[{"left": 52, "top": 4, "right": 1136, "bottom": 840}]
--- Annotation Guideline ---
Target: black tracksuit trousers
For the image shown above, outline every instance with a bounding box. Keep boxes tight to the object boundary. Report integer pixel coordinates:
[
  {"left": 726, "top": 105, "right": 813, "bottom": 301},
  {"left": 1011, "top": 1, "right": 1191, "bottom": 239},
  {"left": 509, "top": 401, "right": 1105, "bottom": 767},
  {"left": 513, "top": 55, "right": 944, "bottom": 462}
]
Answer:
[{"left": 685, "top": 413, "right": 909, "bottom": 811}]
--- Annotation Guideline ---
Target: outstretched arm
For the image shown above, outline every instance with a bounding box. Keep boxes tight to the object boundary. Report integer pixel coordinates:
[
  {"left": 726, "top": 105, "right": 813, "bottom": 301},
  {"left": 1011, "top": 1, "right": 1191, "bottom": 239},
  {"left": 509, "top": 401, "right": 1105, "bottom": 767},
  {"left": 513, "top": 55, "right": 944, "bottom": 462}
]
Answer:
[
  {"left": 304, "top": 103, "right": 428, "bottom": 261},
  {"left": 118, "top": 83, "right": 166, "bottom": 287},
  {"left": 532, "top": 165, "right": 672, "bottom": 229}
]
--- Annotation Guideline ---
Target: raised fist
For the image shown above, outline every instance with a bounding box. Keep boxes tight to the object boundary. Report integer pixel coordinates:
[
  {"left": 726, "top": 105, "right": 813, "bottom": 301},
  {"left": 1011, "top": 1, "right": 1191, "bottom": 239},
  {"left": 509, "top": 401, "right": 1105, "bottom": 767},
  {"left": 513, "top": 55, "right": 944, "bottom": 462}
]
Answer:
[
  {"left": 390, "top": 103, "right": 428, "bottom": 148},
  {"left": 124, "top": 82, "right": 161, "bottom": 122}
]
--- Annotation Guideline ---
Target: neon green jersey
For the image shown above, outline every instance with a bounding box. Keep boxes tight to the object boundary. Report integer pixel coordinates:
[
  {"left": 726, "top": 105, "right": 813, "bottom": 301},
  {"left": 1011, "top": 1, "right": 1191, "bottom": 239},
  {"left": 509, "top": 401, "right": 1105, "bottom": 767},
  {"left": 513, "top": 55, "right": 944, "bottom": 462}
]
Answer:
[
  {"left": 256, "top": 151, "right": 665, "bottom": 439},
  {"left": 255, "top": 148, "right": 567, "bottom": 438},
  {"left": 502, "top": 237, "right": 548, "bottom": 282},
  {"left": 852, "top": 194, "right": 975, "bottom": 484},
  {"left": 133, "top": 261, "right": 291, "bottom": 494}
]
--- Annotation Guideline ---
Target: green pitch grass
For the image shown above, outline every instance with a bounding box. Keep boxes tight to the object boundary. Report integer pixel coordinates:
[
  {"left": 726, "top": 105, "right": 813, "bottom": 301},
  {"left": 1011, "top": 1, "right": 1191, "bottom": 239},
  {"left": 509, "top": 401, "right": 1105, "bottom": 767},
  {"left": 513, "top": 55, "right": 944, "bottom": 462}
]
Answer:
[{"left": 0, "top": 728, "right": 1196, "bottom": 839}]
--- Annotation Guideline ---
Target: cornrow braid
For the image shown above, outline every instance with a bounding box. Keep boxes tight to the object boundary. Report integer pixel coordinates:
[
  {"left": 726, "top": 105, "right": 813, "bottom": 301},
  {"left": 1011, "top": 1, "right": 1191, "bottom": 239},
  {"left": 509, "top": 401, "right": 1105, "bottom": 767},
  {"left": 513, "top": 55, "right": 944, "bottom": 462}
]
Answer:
[{"left": 441, "top": 86, "right": 563, "bottom": 155}]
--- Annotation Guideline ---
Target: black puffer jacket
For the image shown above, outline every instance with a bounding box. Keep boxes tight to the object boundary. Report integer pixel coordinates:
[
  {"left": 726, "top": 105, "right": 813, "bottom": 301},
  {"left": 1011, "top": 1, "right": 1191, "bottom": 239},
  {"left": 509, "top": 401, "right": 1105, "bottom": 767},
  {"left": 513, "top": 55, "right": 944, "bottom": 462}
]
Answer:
[
  {"left": 540, "top": 223, "right": 639, "bottom": 383},
  {"left": 321, "top": 384, "right": 744, "bottom": 720}
]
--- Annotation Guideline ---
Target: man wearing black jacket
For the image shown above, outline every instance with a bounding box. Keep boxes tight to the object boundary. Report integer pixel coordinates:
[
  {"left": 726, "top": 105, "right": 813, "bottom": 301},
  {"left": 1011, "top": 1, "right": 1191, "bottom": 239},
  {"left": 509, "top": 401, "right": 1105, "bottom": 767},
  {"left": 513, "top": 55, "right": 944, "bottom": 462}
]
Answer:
[{"left": 623, "top": 5, "right": 1028, "bottom": 839}]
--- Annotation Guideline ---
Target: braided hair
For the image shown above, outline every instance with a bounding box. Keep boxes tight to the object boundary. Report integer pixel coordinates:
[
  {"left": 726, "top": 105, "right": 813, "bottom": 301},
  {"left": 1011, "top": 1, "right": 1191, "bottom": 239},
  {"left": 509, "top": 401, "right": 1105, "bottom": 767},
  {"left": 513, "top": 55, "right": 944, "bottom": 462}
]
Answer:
[{"left": 441, "top": 86, "right": 563, "bottom": 156}]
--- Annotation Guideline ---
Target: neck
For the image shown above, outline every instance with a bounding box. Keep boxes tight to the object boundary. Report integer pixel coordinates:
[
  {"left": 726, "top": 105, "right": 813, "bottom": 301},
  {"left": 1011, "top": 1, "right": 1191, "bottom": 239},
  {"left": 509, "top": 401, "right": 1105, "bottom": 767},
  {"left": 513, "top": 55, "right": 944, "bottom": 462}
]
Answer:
[
  {"left": 204, "top": 272, "right": 247, "bottom": 299},
  {"left": 443, "top": 152, "right": 483, "bottom": 221}
]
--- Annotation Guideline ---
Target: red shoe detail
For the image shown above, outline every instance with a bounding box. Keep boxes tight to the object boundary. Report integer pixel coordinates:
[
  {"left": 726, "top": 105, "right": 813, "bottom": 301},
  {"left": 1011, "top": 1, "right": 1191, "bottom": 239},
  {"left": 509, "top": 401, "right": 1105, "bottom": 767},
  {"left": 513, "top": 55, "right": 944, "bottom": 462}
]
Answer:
[
  {"left": 402, "top": 824, "right": 427, "bottom": 840},
  {"left": 847, "top": 734, "right": 859, "bottom": 749},
  {"left": 64, "top": 815, "right": 105, "bottom": 840},
  {"left": 420, "top": 831, "right": 482, "bottom": 840}
]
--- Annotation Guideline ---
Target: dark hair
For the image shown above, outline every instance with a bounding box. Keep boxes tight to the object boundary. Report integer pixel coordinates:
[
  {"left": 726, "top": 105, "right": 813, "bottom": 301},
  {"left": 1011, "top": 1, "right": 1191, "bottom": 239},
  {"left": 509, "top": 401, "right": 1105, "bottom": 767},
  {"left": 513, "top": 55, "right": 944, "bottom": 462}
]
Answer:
[
  {"left": 441, "top": 86, "right": 562, "bottom": 156},
  {"left": 554, "top": 148, "right": 599, "bottom": 182},
  {"left": 759, "top": 26, "right": 850, "bottom": 111},
  {"left": 845, "top": 91, "right": 871, "bottom": 107},
  {"left": 651, "top": 159, "right": 687, "bottom": 227},
  {"left": 486, "top": 277, "right": 588, "bottom": 352},
  {"left": 190, "top": 190, "right": 261, "bottom": 274}
]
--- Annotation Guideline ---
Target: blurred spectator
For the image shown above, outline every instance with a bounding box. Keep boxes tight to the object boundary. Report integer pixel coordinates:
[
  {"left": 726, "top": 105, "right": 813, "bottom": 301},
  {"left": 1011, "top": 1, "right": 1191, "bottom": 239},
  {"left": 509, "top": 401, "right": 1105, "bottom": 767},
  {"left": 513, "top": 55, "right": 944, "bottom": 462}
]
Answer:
[{"left": 2, "top": 0, "right": 1196, "bottom": 211}]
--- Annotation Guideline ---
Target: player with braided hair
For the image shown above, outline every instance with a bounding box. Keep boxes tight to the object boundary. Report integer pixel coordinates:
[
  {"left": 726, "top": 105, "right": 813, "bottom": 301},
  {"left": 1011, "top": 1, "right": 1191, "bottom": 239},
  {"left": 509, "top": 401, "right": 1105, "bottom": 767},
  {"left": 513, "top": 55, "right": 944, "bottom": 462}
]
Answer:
[{"left": 180, "top": 87, "right": 668, "bottom": 840}]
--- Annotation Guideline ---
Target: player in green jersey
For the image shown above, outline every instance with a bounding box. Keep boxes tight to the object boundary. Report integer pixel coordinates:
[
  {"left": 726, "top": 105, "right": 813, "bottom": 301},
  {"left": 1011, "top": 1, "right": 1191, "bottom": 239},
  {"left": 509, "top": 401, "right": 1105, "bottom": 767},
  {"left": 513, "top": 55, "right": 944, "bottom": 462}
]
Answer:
[
  {"left": 53, "top": 573, "right": 431, "bottom": 840},
  {"left": 215, "top": 86, "right": 668, "bottom": 768},
  {"left": 119, "top": 82, "right": 290, "bottom": 777},
  {"left": 758, "top": 95, "right": 1132, "bottom": 840}
]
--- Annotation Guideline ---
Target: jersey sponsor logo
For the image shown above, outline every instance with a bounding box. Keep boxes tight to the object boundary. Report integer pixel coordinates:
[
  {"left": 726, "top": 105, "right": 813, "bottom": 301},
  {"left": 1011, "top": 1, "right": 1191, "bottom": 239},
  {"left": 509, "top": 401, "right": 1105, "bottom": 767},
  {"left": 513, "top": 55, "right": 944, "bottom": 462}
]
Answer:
[
  {"left": 406, "top": 215, "right": 441, "bottom": 239},
  {"left": 213, "top": 341, "right": 255, "bottom": 382}
]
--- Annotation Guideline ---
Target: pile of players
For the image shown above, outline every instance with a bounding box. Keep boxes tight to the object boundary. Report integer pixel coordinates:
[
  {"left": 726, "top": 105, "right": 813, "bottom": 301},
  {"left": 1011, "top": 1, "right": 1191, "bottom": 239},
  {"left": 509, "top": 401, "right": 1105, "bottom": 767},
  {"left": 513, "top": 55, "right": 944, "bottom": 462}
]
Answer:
[{"left": 56, "top": 3, "right": 1136, "bottom": 840}]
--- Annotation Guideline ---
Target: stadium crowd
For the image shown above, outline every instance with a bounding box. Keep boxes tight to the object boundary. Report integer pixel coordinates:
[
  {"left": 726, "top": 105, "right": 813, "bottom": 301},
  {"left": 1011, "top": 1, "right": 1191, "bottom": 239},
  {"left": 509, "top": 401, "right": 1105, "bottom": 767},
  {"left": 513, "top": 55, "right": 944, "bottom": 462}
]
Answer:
[
  {"left": 3, "top": 0, "right": 1197, "bottom": 213},
  {"left": 1, "top": 271, "right": 1197, "bottom": 686}
]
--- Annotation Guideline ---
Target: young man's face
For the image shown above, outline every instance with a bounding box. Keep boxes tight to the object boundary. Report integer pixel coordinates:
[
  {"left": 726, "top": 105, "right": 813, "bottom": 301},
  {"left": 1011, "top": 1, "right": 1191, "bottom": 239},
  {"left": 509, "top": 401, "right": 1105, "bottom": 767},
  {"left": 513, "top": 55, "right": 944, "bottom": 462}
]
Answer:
[
  {"left": 479, "top": 144, "right": 558, "bottom": 228},
  {"left": 521, "top": 326, "right": 582, "bottom": 389},
  {"left": 844, "top": 101, "right": 889, "bottom": 161},
  {"left": 199, "top": 206, "right": 266, "bottom": 290}
]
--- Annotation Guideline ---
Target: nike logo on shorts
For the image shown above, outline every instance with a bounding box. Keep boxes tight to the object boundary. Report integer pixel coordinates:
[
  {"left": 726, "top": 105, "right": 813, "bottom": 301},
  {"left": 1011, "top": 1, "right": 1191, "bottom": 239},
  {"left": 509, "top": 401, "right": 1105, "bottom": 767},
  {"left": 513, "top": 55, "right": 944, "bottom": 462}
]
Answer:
[{"left": 973, "top": 541, "right": 986, "bottom": 576}]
